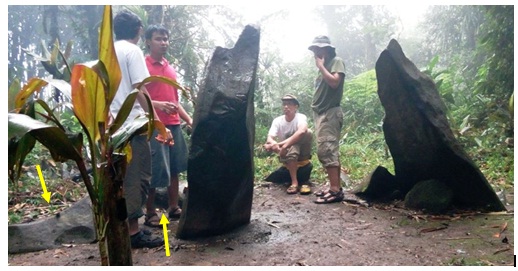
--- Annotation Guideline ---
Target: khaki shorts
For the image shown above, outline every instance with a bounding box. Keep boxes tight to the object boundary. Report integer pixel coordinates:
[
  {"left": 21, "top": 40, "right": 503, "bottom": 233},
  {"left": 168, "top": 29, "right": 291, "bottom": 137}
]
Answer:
[
  {"left": 279, "top": 130, "right": 313, "bottom": 163},
  {"left": 124, "top": 135, "right": 151, "bottom": 220},
  {"left": 313, "top": 106, "right": 343, "bottom": 167}
]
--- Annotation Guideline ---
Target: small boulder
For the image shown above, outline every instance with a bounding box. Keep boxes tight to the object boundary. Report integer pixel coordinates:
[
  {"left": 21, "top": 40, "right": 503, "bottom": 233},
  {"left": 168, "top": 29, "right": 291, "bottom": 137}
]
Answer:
[{"left": 404, "top": 179, "right": 454, "bottom": 213}]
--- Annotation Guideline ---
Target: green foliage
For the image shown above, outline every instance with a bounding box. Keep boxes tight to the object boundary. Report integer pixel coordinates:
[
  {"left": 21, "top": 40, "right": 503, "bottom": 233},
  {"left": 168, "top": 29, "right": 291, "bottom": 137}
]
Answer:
[
  {"left": 342, "top": 70, "right": 384, "bottom": 136},
  {"left": 340, "top": 131, "right": 393, "bottom": 184},
  {"left": 23, "top": 39, "right": 73, "bottom": 81},
  {"left": 421, "top": 6, "right": 513, "bottom": 134},
  {"left": 8, "top": 212, "right": 22, "bottom": 224},
  {"left": 418, "top": 6, "right": 514, "bottom": 191}
]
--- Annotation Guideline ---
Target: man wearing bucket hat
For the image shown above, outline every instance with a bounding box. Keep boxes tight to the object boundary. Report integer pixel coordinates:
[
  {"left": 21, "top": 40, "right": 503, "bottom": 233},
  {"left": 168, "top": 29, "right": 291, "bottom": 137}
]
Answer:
[
  {"left": 308, "top": 35, "right": 346, "bottom": 204},
  {"left": 264, "top": 94, "right": 313, "bottom": 195}
]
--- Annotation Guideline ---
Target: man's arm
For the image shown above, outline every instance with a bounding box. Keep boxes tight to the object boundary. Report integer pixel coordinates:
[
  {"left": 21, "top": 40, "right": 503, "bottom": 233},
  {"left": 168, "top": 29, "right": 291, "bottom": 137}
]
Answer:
[
  {"left": 277, "top": 122, "right": 308, "bottom": 150},
  {"left": 315, "top": 56, "right": 344, "bottom": 89},
  {"left": 177, "top": 103, "right": 193, "bottom": 127},
  {"left": 135, "top": 84, "right": 173, "bottom": 142},
  {"left": 264, "top": 134, "right": 279, "bottom": 152}
]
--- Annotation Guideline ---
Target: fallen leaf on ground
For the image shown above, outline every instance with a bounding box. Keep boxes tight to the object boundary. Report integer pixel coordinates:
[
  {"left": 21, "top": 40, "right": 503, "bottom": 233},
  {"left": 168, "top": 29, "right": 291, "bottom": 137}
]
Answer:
[
  {"left": 346, "top": 223, "right": 372, "bottom": 231},
  {"left": 266, "top": 222, "right": 280, "bottom": 228},
  {"left": 420, "top": 225, "right": 448, "bottom": 233},
  {"left": 493, "top": 248, "right": 510, "bottom": 255},
  {"left": 493, "top": 221, "right": 507, "bottom": 238}
]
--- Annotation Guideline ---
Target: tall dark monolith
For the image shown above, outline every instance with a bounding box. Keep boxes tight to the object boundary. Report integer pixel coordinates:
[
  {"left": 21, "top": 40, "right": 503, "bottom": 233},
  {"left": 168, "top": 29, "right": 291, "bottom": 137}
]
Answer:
[{"left": 176, "top": 25, "right": 260, "bottom": 239}]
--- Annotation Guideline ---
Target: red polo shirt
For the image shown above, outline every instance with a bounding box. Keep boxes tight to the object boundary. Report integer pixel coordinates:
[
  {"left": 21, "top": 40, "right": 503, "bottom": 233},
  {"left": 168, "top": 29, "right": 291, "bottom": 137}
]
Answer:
[{"left": 145, "top": 55, "right": 180, "bottom": 125}]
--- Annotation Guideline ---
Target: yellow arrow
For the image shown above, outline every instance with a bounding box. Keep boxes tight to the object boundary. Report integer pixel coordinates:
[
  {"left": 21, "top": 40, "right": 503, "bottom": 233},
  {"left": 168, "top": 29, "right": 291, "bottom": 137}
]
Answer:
[
  {"left": 160, "top": 214, "right": 170, "bottom": 256},
  {"left": 36, "top": 165, "right": 51, "bottom": 203}
]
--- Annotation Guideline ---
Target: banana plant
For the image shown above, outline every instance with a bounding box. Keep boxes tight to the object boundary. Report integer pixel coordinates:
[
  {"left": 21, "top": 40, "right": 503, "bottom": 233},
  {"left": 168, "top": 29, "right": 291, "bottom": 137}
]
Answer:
[{"left": 8, "top": 5, "right": 184, "bottom": 265}]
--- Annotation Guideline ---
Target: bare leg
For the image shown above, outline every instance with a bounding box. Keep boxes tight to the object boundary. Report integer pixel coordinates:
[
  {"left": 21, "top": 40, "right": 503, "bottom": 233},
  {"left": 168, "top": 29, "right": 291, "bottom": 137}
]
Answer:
[
  {"left": 128, "top": 218, "right": 139, "bottom": 236},
  {"left": 286, "top": 160, "right": 299, "bottom": 187},
  {"left": 326, "top": 166, "right": 341, "bottom": 192},
  {"left": 145, "top": 187, "right": 157, "bottom": 215},
  {"left": 168, "top": 174, "right": 180, "bottom": 210}
]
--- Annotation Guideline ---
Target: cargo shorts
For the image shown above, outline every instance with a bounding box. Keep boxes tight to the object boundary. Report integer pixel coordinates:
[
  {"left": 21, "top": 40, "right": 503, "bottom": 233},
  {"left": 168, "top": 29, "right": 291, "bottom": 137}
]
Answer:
[
  {"left": 279, "top": 130, "right": 313, "bottom": 163},
  {"left": 313, "top": 106, "right": 343, "bottom": 168},
  {"left": 124, "top": 135, "right": 151, "bottom": 220}
]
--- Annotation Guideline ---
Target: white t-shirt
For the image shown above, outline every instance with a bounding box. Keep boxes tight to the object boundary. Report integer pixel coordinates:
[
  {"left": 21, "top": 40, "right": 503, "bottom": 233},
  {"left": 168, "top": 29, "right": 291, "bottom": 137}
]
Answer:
[
  {"left": 268, "top": 113, "right": 307, "bottom": 141},
  {"left": 110, "top": 40, "right": 150, "bottom": 125}
]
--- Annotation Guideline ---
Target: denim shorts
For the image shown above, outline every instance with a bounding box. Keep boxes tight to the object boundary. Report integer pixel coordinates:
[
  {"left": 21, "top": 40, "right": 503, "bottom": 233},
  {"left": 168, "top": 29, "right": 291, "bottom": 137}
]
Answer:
[{"left": 150, "top": 124, "right": 188, "bottom": 188}]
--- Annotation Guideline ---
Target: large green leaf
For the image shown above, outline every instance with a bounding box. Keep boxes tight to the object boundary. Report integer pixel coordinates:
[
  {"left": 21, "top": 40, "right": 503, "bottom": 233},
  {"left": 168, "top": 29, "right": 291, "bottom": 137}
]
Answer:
[
  {"left": 137, "top": 75, "right": 191, "bottom": 104},
  {"left": 108, "top": 86, "right": 167, "bottom": 141},
  {"left": 33, "top": 99, "right": 66, "bottom": 131},
  {"left": 8, "top": 133, "right": 36, "bottom": 183},
  {"left": 139, "top": 75, "right": 185, "bottom": 92},
  {"left": 8, "top": 113, "right": 83, "bottom": 163},
  {"left": 108, "top": 89, "right": 139, "bottom": 136},
  {"left": 47, "top": 79, "right": 72, "bottom": 100},
  {"left": 110, "top": 115, "right": 148, "bottom": 151},
  {"left": 108, "top": 88, "right": 169, "bottom": 149}
]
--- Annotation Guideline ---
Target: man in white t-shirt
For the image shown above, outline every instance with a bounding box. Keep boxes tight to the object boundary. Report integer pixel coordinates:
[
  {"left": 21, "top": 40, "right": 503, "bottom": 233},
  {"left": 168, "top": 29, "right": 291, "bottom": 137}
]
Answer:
[{"left": 264, "top": 94, "right": 313, "bottom": 195}]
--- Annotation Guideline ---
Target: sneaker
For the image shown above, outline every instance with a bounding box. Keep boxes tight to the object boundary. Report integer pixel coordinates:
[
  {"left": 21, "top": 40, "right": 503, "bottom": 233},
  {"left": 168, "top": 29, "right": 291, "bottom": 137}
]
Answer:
[{"left": 130, "top": 230, "right": 163, "bottom": 248}]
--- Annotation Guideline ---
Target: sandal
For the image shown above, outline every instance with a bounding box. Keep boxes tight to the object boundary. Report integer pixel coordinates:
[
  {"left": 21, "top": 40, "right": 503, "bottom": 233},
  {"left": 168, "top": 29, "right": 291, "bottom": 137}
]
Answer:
[
  {"left": 314, "top": 188, "right": 344, "bottom": 204},
  {"left": 168, "top": 206, "right": 182, "bottom": 220},
  {"left": 299, "top": 184, "right": 311, "bottom": 195},
  {"left": 144, "top": 213, "right": 161, "bottom": 228},
  {"left": 286, "top": 185, "right": 298, "bottom": 194},
  {"left": 130, "top": 230, "right": 163, "bottom": 248},
  {"left": 314, "top": 189, "right": 330, "bottom": 197}
]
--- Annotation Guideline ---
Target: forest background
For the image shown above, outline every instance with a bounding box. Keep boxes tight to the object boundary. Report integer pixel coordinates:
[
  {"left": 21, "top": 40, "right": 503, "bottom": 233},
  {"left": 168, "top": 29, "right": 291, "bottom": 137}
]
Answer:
[{"left": 6, "top": 5, "right": 514, "bottom": 225}]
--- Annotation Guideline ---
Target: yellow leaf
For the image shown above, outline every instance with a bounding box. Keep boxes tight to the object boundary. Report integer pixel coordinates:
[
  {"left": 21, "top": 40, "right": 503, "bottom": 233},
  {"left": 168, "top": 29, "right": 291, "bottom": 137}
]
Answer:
[
  {"left": 98, "top": 5, "right": 121, "bottom": 105},
  {"left": 15, "top": 78, "right": 48, "bottom": 110},
  {"left": 71, "top": 64, "right": 106, "bottom": 142}
]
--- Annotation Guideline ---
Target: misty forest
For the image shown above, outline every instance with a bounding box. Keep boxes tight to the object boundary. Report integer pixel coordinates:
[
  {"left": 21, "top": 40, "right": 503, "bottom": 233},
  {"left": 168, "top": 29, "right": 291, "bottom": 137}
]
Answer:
[{"left": 8, "top": 5, "right": 513, "bottom": 225}]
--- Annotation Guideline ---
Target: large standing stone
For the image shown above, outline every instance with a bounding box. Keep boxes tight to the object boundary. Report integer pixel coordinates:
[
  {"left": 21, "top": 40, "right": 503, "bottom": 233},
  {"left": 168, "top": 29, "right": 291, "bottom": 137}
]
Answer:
[
  {"left": 373, "top": 39, "right": 505, "bottom": 212},
  {"left": 176, "top": 25, "right": 260, "bottom": 239}
]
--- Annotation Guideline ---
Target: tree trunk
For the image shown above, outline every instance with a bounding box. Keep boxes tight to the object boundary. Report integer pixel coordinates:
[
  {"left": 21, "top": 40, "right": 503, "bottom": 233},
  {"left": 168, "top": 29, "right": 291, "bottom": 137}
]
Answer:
[
  {"left": 80, "top": 5, "right": 102, "bottom": 59},
  {"left": 97, "top": 221, "right": 108, "bottom": 266},
  {"left": 44, "top": 6, "right": 60, "bottom": 46},
  {"left": 103, "top": 153, "right": 132, "bottom": 265},
  {"left": 144, "top": 5, "right": 164, "bottom": 25}
]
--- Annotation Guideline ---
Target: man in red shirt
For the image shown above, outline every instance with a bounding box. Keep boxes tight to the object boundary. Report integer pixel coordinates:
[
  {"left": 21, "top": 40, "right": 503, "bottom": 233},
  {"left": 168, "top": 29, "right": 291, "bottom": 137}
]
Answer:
[{"left": 143, "top": 25, "right": 193, "bottom": 227}]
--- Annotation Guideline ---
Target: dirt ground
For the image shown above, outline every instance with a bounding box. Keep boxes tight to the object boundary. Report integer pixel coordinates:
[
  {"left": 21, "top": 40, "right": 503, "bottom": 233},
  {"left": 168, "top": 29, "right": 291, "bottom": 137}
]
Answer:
[{"left": 7, "top": 182, "right": 515, "bottom": 266}]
